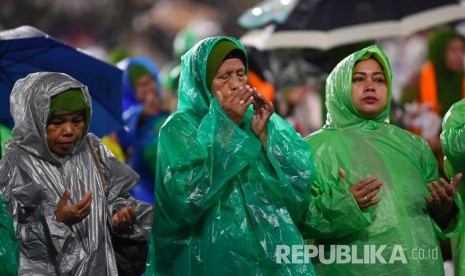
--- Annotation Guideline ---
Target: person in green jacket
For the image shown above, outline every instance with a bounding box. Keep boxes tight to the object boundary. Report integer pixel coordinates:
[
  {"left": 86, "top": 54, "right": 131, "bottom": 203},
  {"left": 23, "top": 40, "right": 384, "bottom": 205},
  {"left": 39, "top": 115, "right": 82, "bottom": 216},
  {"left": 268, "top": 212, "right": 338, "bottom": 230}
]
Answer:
[
  {"left": 0, "top": 122, "right": 16, "bottom": 273},
  {"left": 145, "top": 36, "right": 316, "bottom": 275},
  {"left": 441, "top": 98, "right": 465, "bottom": 276},
  {"left": 0, "top": 123, "right": 13, "bottom": 158},
  {"left": 0, "top": 195, "right": 19, "bottom": 275},
  {"left": 302, "top": 44, "right": 462, "bottom": 275}
]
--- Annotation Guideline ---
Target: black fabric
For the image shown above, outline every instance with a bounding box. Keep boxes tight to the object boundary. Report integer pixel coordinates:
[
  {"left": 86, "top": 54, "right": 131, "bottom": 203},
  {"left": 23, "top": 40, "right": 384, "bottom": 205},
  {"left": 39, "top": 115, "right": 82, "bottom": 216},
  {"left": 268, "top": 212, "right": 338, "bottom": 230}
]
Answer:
[{"left": 112, "top": 236, "right": 148, "bottom": 276}]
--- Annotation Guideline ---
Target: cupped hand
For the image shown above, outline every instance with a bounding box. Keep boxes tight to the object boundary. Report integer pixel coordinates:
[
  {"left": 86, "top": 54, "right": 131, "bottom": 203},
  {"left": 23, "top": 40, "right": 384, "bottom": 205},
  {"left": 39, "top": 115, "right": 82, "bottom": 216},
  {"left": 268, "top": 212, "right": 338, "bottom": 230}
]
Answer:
[
  {"left": 112, "top": 206, "right": 136, "bottom": 232},
  {"left": 55, "top": 189, "right": 92, "bottom": 226},
  {"left": 425, "top": 173, "right": 462, "bottom": 214}
]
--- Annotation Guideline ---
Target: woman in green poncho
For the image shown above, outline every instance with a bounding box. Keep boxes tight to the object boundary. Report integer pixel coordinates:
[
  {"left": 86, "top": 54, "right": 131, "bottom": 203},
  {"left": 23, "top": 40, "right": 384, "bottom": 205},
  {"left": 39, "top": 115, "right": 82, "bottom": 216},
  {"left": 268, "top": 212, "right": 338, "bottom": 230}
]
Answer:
[
  {"left": 0, "top": 123, "right": 13, "bottom": 158},
  {"left": 302, "top": 45, "right": 462, "bottom": 275},
  {"left": 441, "top": 99, "right": 465, "bottom": 276},
  {"left": 0, "top": 195, "right": 18, "bottom": 275},
  {"left": 0, "top": 123, "right": 19, "bottom": 275},
  {"left": 145, "top": 36, "right": 316, "bottom": 275}
]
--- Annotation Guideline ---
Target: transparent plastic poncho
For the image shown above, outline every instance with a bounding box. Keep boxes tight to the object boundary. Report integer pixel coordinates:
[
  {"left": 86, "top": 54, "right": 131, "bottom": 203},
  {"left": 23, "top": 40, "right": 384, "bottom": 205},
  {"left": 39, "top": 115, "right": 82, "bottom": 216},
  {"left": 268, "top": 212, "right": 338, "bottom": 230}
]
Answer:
[
  {"left": 302, "top": 45, "right": 462, "bottom": 275},
  {"left": 145, "top": 36, "right": 316, "bottom": 275}
]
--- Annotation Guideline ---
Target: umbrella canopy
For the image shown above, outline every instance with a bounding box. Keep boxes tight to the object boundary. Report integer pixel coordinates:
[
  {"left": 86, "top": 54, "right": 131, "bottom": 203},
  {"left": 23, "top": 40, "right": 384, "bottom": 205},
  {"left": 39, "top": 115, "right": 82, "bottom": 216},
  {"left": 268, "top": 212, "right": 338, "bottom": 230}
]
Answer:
[
  {"left": 0, "top": 25, "right": 123, "bottom": 137},
  {"left": 239, "top": 0, "right": 465, "bottom": 50},
  {"left": 238, "top": 0, "right": 298, "bottom": 29}
]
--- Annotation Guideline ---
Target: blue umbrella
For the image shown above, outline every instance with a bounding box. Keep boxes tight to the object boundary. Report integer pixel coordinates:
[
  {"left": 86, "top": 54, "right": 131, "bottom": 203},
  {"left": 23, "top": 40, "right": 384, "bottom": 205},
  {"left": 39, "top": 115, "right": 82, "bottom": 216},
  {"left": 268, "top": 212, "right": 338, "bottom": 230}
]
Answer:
[{"left": 0, "top": 25, "right": 123, "bottom": 137}]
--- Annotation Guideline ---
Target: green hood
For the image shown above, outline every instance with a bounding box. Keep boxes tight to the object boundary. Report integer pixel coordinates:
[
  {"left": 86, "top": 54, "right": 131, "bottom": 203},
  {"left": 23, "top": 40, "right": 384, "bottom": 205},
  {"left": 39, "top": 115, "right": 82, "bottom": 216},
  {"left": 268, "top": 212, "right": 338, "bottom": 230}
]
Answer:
[
  {"left": 177, "top": 36, "right": 247, "bottom": 119},
  {"left": 324, "top": 45, "right": 392, "bottom": 129},
  {"left": 427, "top": 27, "right": 465, "bottom": 117}
]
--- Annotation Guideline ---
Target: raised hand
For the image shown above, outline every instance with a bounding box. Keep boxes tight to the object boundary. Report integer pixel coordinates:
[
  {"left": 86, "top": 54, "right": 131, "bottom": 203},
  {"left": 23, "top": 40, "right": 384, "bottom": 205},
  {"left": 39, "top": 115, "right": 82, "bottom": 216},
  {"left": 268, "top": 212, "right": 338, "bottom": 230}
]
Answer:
[
  {"left": 339, "top": 168, "right": 383, "bottom": 209},
  {"left": 216, "top": 85, "right": 253, "bottom": 125},
  {"left": 55, "top": 189, "right": 92, "bottom": 226},
  {"left": 112, "top": 206, "right": 136, "bottom": 232},
  {"left": 250, "top": 87, "right": 274, "bottom": 146}
]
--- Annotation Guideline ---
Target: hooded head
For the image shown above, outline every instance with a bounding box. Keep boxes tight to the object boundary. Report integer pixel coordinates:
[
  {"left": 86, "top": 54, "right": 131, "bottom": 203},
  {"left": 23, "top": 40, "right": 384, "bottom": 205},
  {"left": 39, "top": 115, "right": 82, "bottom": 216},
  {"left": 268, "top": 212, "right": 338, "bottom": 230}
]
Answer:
[
  {"left": 10, "top": 72, "right": 92, "bottom": 162},
  {"left": 206, "top": 41, "right": 247, "bottom": 90},
  {"left": 324, "top": 45, "right": 392, "bottom": 129},
  {"left": 427, "top": 27, "right": 465, "bottom": 117},
  {"left": 48, "top": 88, "right": 91, "bottom": 130},
  {"left": 176, "top": 36, "right": 248, "bottom": 118},
  {"left": 428, "top": 27, "right": 465, "bottom": 74},
  {"left": 121, "top": 56, "right": 161, "bottom": 112}
]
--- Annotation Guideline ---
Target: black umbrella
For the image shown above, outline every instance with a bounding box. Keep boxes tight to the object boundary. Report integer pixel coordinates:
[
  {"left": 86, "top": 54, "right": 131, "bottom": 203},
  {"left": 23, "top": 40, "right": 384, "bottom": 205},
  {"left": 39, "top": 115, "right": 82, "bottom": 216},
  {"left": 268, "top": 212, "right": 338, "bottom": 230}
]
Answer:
[
  {"left": 0, "top": 25, "right": 123, "bottom": 137},
  {"left": 240, "top": 0, "right": 465, "bottom": 50}
]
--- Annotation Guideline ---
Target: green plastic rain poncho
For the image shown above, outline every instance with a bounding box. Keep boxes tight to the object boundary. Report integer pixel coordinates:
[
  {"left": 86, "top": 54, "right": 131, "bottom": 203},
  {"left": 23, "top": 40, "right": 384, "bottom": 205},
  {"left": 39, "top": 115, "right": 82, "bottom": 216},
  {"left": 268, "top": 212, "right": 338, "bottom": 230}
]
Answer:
[
  {"left": 145, "top": 36, "right": 316, "bottom": 275},
  {"left": 0, "top": 194, "right": 19, "bottom": 275},
  {"left": 0, "top": 72, "right": 153, "bottom": 275},
  {"left": 441, "top": 98, "right": 465, "bottom": 275},
  {"left": 0, "top": 123, "right": 13, "bottom": 158},
  {"left": 302, "top": 45, "right": 462, "bottom": 275}
]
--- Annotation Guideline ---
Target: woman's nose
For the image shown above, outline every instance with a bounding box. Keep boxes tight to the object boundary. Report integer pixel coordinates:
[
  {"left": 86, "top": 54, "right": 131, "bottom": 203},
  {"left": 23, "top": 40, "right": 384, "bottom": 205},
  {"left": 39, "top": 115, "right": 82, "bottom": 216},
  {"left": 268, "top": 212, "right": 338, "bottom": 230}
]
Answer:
[
  {"left": 365, "top": 79, "right": 375, "bottom": 91},
  {"left": 62, "top": 122, "right": 73, "bottom": 135},
  {"left": 229, "top": 77, "right": 239, "bottom": 90}
]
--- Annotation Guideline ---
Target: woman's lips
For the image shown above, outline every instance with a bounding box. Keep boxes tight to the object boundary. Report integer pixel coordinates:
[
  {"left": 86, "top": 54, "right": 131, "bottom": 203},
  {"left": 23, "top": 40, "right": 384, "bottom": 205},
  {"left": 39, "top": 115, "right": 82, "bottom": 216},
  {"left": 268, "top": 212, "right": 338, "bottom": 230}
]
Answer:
[{"left": 362, "top": 96, "right": 378, "bottom": 104}]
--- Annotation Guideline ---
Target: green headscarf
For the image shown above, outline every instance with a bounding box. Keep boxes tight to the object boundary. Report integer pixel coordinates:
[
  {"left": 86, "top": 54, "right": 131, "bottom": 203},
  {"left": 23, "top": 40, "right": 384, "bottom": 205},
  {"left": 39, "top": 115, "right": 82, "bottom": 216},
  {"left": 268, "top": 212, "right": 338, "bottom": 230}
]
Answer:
[
  {"left": 428, "top": 27, "right": 465, "bottom": 117},
  {"left": 128, "top": 64, "right": 151, "bottom": 87},
  {"left": 206, "top": 41, "right": 247, "bottom": 90},
  {"left": 49, "top": 88, "right": 91, "bottom": 130}
]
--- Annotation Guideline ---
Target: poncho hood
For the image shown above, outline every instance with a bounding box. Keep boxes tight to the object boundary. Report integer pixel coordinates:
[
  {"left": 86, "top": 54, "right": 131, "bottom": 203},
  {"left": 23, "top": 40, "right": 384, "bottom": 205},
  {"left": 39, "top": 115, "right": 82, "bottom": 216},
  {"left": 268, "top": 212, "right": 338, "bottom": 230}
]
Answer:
[
  {"left": 324, "top": 45, "right": 392, "bottom": 129},
  {"left": 176, "top": 36, "right": 247, "bottom": 119},
  {"left": 9, "top": 72, "right": 92, "bottom": 165},
  {"left": 428, "top": 27, "right": 465, "bottom": 74}
]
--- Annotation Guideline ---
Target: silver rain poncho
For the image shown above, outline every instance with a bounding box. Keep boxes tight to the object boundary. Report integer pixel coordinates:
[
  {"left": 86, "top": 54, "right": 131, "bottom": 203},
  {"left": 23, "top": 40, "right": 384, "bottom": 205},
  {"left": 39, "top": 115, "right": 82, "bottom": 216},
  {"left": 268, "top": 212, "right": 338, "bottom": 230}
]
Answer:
[{"left": 0, "top": 72, "right": 153, "bottom": 275}]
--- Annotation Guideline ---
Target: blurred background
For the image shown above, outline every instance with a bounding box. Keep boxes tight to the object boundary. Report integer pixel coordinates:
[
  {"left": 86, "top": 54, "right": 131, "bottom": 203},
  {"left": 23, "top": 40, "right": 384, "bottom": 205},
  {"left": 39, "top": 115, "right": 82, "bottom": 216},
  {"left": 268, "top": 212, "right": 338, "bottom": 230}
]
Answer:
[{"left": 0, "top": 0, "right": 258, "bottom": 64}]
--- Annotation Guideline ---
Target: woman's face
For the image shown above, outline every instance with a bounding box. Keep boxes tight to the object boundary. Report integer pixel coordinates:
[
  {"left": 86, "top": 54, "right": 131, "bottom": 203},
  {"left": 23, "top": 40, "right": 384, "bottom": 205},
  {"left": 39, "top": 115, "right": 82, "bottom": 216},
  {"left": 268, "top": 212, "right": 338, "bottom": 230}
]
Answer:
[
  {"left": 351, "top": 59, "right": 388, "bottom": 119},
  {"left": 445, "top": 37, "right": 465, "bottom": 73},
  {"left": 46, "top": 110, "right": 85, "bottom": 155},
  {"left": 210, "top": 58, "right": 247, "bottom": 97},
  {"left": 133, "top": 74, "right": 159, "bottom": 102}
]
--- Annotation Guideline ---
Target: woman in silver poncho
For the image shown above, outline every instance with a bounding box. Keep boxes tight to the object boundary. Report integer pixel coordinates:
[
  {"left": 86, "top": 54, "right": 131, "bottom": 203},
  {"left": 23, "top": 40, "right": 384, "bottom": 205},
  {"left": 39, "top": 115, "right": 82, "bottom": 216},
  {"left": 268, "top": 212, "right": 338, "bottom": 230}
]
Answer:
[{"left": 0, "top": 72, "right": 152, "bottom": 275}]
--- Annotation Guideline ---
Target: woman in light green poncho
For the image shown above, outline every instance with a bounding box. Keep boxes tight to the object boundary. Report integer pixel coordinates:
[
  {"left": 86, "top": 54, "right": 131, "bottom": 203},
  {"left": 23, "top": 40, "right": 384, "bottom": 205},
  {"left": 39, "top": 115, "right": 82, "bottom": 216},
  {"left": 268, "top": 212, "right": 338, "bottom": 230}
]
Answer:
[
  {"left": 302, "top": 45, "right": 462, "bottom": 275},
  {"left": 145, "top": 36, "right": 316, "bottom": 275},
  {"left": 441, "top": 99, "right": 465, "bottom": 276}
]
